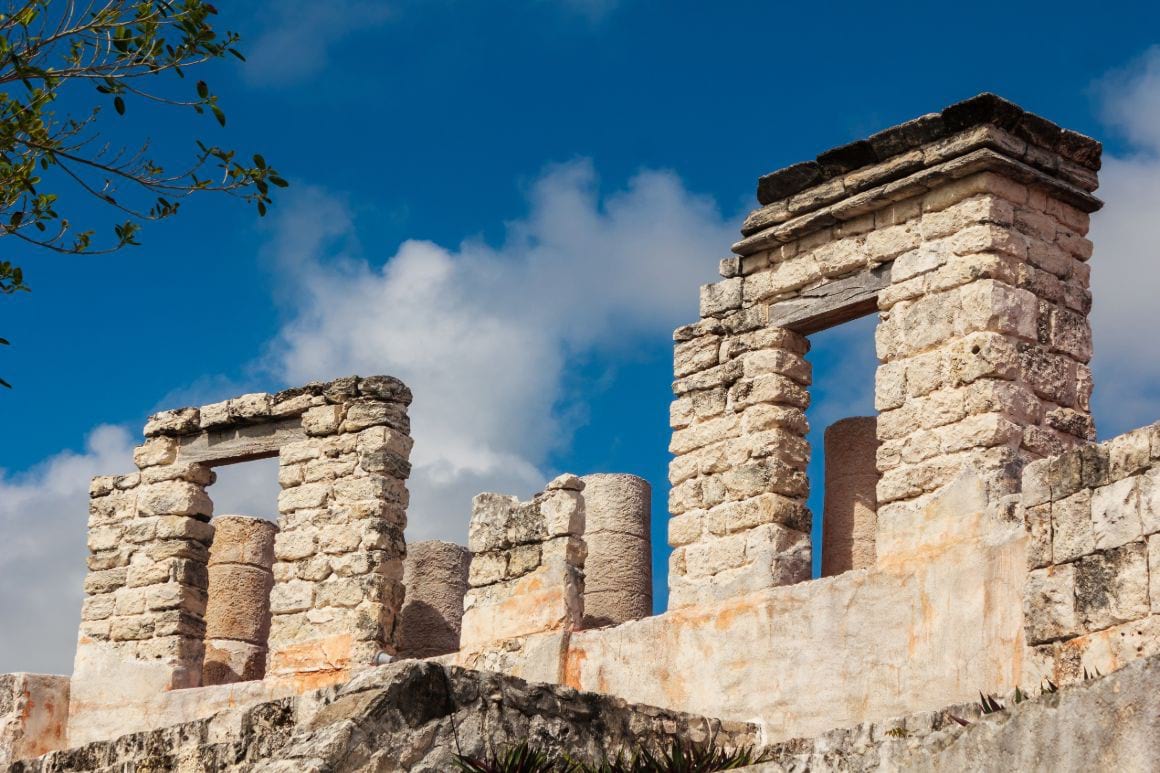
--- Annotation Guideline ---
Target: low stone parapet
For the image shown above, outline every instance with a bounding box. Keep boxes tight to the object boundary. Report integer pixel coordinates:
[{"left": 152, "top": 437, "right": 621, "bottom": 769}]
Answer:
[
  {"left": 0, "top": 674, "right": 69, "bottom": 767},
  {"left": 460, "top": 475, "right": 587, "bottom": 649},
  {"left": 1020, "top": 422, "right": 1160, "bottom": 686}
]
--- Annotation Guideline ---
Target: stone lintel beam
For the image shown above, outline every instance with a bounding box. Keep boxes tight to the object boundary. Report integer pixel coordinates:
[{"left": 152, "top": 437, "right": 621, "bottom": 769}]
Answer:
[
  {"left": 733, "top": 147, "right": 1103, "bottom": 258},
  {"left": 177, "top": 418, "right": 305, "bottom": 465},
  {"left": 752, "top": 93, "right": 1101, "bottom": 212},
  {"left": 769, "top": 264, "right": 890, "bottom": 335}
]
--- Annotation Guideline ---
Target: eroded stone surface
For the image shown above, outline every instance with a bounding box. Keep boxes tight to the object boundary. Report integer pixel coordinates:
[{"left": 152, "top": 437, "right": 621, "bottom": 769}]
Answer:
[{"left": 11, "top": 662, "right": 757, "bottom": 772}]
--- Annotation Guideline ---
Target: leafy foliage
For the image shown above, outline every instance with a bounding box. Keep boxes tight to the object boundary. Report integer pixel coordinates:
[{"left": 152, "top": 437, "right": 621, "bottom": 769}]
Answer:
[
  {"left": 453, "top": 739, "right": 772, "bottom": 773},
  {"left": 0, "top": 0, "right": 284, "bottom": 386}
]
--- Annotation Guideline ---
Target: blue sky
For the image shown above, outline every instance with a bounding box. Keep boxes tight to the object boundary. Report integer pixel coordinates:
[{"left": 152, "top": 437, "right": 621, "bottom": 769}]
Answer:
[{"left": 3, "top": 0, "right": 1160, "bottom": 674}]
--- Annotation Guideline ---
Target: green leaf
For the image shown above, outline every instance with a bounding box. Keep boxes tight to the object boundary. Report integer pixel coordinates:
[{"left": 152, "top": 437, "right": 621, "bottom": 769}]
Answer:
[
  {"left": 0, "top": 338, "right": 9, "bottom": 346},
  {"left": 114, "top": 95, "right": 125, "bottom": 115},
  {"left": 197, "top": 80, "right": 209, "bottom": 98},
  {"left": 253, "top": 153, "right": 266, "bottom": 169},
  {"left": 0, "top": 378, "right": 11, "bottom": 389},
  {"left": 211, "top": 104, "right": 226, "bottom": 127}
]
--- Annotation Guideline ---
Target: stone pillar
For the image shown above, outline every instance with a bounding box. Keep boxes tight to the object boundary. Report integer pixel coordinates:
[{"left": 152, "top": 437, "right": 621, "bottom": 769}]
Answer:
[
  {"left": 821, "top": 417, "right": 879, "bottom": 577},
  {"left": 460, "top": 474, "right": 587, "bottom": 649},
  {"left": 76, "top": 461, "right": 215, "bottom": 693},
  {"left": 580, "top": 474, "right": 652, "bottom": 627},
  {"left": 202, "top": 515, "right": 278, "bottom": 685},
  {"left": 397, "top": 540, "right": 470, "bottom": 658},
  {"left": 269, "top": 376, "right": 414, "bottom": 682},
  {"left": 667, "top": 321, "right": 813, "bottom": 609}
]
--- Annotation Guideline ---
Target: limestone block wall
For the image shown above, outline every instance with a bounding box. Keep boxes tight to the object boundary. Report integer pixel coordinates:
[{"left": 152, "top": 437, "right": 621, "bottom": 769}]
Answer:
[
  {"left": 71, "top": 375, "right": 412, "bottom": 744},
  {"left": 1021, "top": 422, "right": 1160, "bottom": 686},
  {"left": 579, "top": 473, "right": 652, "bottom": 627},
  {"left": 202, "top": 516, "right": 278, "bottom": 686},
  {"left": 821, "top": 417, "right": 879, "bottom": 576},
  {"left": 460, "top": 474, "right": 587, "bottom": 649},
  {"left": 397, "top": 540, "right": 470, "bottom": 658},
  {"left": 671, "top": 94, "right": 1103, "bottom": 606},
  {"left": 568, "top": 471, "right": 1028, "bottom": 742},
  {"left": 80, "top": 464, "right": 215, "bottom": 691},
  {"left": 667, "top": 324, "right": 813, "bottom": 609}
]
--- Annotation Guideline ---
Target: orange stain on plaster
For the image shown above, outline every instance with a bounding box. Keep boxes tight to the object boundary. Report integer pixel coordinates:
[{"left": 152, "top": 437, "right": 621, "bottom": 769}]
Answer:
[
  {"left": 562, "top": 646, "right": 587, "bottom": 690},
  {"left": 267, "top": 633, "right": 354, "bottom": 693}
]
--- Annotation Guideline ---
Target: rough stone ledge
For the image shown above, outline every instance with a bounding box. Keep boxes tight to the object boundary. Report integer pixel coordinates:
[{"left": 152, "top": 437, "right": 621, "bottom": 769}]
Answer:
[
  {"left": 1021, "top": 419, "right": 1160, "bottom": 507},
  {"left": 143, "top": 375, "right": 412, "bottom": 438},
  {"left": 753, "top": 93, "right": 1101, "bottom": 211},
  {"left": 734, "top": 147, "right": 1103, "bottom": 257},
  {"left": 9, "top": 662, "right": 758, "bottom": 772},
  {"left": 740, "top": 651, "right": 1160, "bottom": 772}
]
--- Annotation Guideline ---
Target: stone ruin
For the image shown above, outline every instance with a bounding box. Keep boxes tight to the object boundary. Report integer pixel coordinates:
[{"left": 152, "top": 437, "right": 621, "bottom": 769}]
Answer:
[{"left": 3, "top": 93, "right": 1160, "bottom": 770}]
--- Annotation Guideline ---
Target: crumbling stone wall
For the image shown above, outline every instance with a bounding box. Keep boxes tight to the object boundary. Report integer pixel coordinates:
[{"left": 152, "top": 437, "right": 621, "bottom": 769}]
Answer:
[
  {"left": 1021, "top": 422, "right": 1160, "bottom": 686},
  {"left": 460, "top": 475, "right": 587, "bottom": 649},
  {"left": 0, "top": 674, "right": 69, "bottom": 767},
  {"left": 71, "top": 375, "right": 412, "bottom": 745},
  {"left": 11, "top": 662, "right": 758, "bottom": 773},
  {"left": 671, "top": 94, "right": 1103, "bottom": 606}
]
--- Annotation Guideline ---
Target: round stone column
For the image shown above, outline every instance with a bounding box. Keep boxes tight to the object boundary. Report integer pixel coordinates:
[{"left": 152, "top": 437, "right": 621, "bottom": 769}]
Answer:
[
  {"left": 202, "top": 515, "right": 278, "bottom": 685},
  {"left": 397, "top": 540, "right": 470, "bottom": 658},
  {"left": 821, "top": 417, "right": 880, "bottom": 577},
  {"left": 580, "top": 474, "right": 652, "bottom": 628}
]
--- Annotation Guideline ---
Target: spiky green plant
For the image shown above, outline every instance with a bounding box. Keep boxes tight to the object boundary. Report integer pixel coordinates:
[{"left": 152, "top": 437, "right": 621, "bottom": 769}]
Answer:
[
  {"left": 452, "top": 743, "right": 575, "bottom": 773},
  {"left": 454, "top": 738, "right": 771, "bottom": 773},
  {"left": 978, "top": 692, "right": 1005, "bottom": 714}
]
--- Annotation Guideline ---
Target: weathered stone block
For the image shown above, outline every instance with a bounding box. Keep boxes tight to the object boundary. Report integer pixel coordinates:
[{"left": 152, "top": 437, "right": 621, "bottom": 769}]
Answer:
[
  {"left": 1090, "top": 476, "right": 1142, "bottom": 551},
  {"left": 1052, "top": 489, "right": 1093, "bottom": 563},
  {"left": 1074, "top": 542, "right": 1149, "bottom": 632},
  {"left": 1024, "top": 564, "right": 1078, "bottom": 644},
  {"left": 136, "top": 481, "right": 212, "bottom": 517}
]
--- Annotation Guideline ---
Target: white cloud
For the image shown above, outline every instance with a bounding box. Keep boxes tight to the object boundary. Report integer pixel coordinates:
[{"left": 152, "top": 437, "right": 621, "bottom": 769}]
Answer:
[
  {"left": 1087, "top": 46, "right": 1160, "bottom": 437},
  {"left": 0, "top": 426, "right": 135, "bottom": 674},
  {"left": 244, "top": 1, "right": 393, "bottom": 87},
  {"left": 1094, "top": 45, "right": 1160, "bottom": 155},
  {"left": 269, "top": 161, "right": 732, "bottom": 541}
]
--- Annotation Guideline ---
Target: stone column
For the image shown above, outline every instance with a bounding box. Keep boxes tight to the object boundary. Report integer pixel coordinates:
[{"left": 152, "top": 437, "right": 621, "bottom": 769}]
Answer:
[
  {"left": 76, "top": 459, "right": 215, "bottom": 693},
  {"left": 202, "top": 515, "right": 278, "bottom": 685},
  {"left": 667, "top": 319, "right": 813, "bottom": 609},
  {"left": 460, "top": 474, "right": 587, "bottom": 649},
  {"left": 821, "top": 417, "right": 879, "bottom": 576},
  {"left": 397, "top": 540, "right": 470, "bottom": 658},
  {"left": 269, "top": 376, "right": 414, "bottom": 682},
  {"left": 580, "top": 474, "right": 652, "bottom": 627}
]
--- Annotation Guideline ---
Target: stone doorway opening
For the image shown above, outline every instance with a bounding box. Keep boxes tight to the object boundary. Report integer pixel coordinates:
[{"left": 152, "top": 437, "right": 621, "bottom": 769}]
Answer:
[
  {"left": 200, "top": 456, "right": 281, "bottom": 686},
  {"left": 802, "top": 315, "right": 880, "bottom": 578}
]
